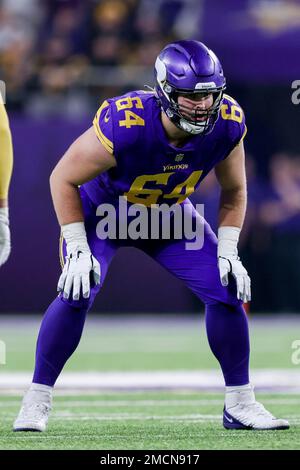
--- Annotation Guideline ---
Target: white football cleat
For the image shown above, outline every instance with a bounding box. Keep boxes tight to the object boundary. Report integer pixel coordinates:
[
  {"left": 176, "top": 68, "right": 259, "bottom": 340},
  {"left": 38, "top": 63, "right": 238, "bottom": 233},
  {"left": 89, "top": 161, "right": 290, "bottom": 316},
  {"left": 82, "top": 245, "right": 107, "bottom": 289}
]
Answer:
[
  {"left": 13, "top": 385, "right": 52, "bottom": 432},
  {"left": 223, "top": 384, "right": 289, "bottom": 430}
]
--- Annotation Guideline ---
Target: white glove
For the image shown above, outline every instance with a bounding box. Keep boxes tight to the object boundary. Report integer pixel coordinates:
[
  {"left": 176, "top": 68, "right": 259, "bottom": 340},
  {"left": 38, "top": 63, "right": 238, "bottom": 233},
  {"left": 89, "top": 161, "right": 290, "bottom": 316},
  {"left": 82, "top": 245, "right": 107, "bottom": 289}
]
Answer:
[
  {"left": 0, "top": 207, "right": 11, "bottom": 267},
  {"left": 217, "top": 226, "right": 251, "bottom": 303},
  {"left": 57, "top": 222, "right": 101, "bottom": 300}
]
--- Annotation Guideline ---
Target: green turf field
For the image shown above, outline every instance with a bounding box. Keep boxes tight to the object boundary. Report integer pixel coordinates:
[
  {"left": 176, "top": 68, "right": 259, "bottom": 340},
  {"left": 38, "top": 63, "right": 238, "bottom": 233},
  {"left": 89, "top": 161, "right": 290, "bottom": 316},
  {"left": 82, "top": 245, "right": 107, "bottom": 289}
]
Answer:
[
  {"left": 0, "top": 315, "right": 299, "bottom": 371},
  {"left": 0, "top": 392, "right": 299, "bottom": 450},
  {"left": 0, "top": 315, "right": 300, "bottom": 450}
]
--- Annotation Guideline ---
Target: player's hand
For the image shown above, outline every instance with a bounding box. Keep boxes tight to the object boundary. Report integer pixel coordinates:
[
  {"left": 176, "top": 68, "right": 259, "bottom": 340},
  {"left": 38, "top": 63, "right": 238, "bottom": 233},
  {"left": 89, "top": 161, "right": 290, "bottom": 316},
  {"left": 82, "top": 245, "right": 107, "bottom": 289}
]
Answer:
[
  {"left": 217, "top": 226, "right": 251, "bottom": 303},
  {"left": 0, "top": 208, "right": 11, "bottom": 267},
  {"left": 218, "top": 256, "right": 251, "bottom": 303},
  {"left": 58, "top": 222, "right": 101, "bottom": 300},
  {"left": 57, "top": 250, "right": 101, "bottom": 300}
]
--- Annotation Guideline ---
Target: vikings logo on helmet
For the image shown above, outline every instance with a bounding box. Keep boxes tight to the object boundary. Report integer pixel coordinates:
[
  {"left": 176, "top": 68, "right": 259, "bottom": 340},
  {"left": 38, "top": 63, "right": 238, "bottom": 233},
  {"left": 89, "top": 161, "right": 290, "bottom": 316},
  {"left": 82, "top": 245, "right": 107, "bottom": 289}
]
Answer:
[{"left": 154, "top": 40, "right": 226, "bottom": 135}]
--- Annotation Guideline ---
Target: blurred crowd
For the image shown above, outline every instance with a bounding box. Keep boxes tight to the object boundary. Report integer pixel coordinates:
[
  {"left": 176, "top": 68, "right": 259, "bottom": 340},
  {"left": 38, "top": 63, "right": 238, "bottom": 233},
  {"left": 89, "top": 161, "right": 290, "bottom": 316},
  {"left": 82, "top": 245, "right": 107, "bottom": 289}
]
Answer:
[
  {"left": 192, "top": 152, "right": 300, "bottom": 312},
  {"left": 0, "top": 0, "right": 200, "bottom": 115}
]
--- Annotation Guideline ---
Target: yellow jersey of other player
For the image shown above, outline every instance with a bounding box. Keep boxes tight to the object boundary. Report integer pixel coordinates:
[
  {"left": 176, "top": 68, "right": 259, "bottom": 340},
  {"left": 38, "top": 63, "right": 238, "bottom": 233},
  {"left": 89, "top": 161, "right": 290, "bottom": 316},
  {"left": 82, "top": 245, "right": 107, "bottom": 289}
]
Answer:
[{"left": 0, "top": 104, "right": 13, "bottom": 267}]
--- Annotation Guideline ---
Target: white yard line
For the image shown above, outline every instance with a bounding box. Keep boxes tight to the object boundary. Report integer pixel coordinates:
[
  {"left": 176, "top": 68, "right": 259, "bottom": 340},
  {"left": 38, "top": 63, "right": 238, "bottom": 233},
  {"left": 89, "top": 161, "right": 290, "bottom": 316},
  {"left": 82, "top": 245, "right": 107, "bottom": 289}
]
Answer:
[
  {"left": 1, "top": 398, "right": 300, "bottom": 406},
  {"left": 1, "top": 370, "right": 300, "bottom": 392}
]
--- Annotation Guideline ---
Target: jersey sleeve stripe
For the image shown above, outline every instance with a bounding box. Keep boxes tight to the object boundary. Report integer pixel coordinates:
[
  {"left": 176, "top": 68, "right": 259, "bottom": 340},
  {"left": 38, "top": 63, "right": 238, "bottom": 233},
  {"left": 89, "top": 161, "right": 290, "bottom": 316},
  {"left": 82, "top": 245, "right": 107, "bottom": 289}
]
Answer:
[
  {"left": 223, "top": 93, "right": 238, "bottom": 105},
  {"left": 93, "top": 100, "right": 114, "bottom": 154},
  {"left": 93, "top": 120, "right": 114, "bottom": 154},
  {"left": 240, "top": 125, "right": 247, "bottom": 142}
]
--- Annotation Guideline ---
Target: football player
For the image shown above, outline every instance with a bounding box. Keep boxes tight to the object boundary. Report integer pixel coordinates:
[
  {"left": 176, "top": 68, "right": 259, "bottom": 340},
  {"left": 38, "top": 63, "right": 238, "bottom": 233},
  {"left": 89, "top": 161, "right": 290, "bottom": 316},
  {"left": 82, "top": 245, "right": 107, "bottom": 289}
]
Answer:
[
  {"left": 0, "top": 104, "right": 13, "bottom": 267},
  {"left": 14, "top": 40, "right": 289, "bottom": 432}
]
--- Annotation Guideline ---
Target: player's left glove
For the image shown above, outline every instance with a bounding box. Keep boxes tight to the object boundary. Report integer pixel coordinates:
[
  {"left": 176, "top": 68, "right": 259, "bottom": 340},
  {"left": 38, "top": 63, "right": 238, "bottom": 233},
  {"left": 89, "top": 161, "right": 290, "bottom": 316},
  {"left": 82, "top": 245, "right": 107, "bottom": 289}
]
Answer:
[
  {"left": 217, "top": 226, "right": 251, "bottom": 303},
  {"left": 0, "top": 207, "right": 11, "bottom": 267}
]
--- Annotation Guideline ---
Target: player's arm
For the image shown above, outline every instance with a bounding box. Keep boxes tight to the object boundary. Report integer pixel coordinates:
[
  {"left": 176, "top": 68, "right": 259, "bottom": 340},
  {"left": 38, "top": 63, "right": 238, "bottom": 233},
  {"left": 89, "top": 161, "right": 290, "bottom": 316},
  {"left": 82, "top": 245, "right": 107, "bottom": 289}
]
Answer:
[
  {"left": 215, "top": 140, "right": 247, "bottom": 229},
  {"left": 50, "top": 126, "right": 116, "bottom": 300},
  {"left": 50, "top": 126, "right": 116, "bottom": 225},
  {"left": 0, "top": 105, "right": 13, "bottom": 267},
  {"left": 214, "top": 141, "right": 250, "bottom": 303}
]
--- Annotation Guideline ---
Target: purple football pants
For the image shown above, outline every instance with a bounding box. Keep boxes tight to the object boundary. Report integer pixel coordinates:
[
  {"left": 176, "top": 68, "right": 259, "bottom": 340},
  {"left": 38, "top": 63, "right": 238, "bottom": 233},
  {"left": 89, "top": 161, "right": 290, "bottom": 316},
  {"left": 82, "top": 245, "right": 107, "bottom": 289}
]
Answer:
[{"left": 33, "top": 190, "right": 250, "bottom": 387}]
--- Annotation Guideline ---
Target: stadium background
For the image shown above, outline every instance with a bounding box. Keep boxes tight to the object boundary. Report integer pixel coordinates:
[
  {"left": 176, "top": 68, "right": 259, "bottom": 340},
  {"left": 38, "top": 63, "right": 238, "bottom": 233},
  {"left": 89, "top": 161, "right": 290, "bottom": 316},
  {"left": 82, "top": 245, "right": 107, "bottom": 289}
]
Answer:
[
  {"left": 1, "top": 0, "right": 300, "bottom": 451},
  {"left": 0, "top": 0, "right": 299, "bottom": 314}
]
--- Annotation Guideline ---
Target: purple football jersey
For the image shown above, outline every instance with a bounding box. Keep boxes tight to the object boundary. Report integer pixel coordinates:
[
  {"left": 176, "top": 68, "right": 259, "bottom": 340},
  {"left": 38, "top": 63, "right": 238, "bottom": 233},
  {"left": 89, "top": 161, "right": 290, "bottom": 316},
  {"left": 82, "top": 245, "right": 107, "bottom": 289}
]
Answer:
[{"left": 83, "top": 90, "right": 246, "bottom": 206}]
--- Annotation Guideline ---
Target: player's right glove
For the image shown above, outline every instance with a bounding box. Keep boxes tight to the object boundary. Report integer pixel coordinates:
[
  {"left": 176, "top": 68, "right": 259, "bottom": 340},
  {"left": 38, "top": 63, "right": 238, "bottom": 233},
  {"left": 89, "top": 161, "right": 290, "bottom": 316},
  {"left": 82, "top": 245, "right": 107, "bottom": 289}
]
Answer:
[
  {"left": 0, "top": 207, "right": 11, "bottom": 267},
  {"left": 57, "top": 222, "right": 101, "bottom": 300}
]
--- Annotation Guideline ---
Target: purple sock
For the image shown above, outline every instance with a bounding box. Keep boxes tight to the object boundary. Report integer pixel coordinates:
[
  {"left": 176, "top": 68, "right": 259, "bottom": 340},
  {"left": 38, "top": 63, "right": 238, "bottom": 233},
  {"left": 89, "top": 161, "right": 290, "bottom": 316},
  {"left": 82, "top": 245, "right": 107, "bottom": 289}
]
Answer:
[
  {"left": 32, "top": 296, "right": 87, "bottom": 386},
  {"left": 205, "top": 302, "right": 250, "bottom": 386}
]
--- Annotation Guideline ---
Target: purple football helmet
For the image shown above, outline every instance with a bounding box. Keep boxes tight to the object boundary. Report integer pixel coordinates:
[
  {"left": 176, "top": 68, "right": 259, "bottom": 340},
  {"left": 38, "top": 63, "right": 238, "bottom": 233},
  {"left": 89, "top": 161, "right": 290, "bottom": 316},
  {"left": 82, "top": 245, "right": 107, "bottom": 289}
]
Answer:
[{"left": 154, "top": 40, "right": 226, "bottom": 135}]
